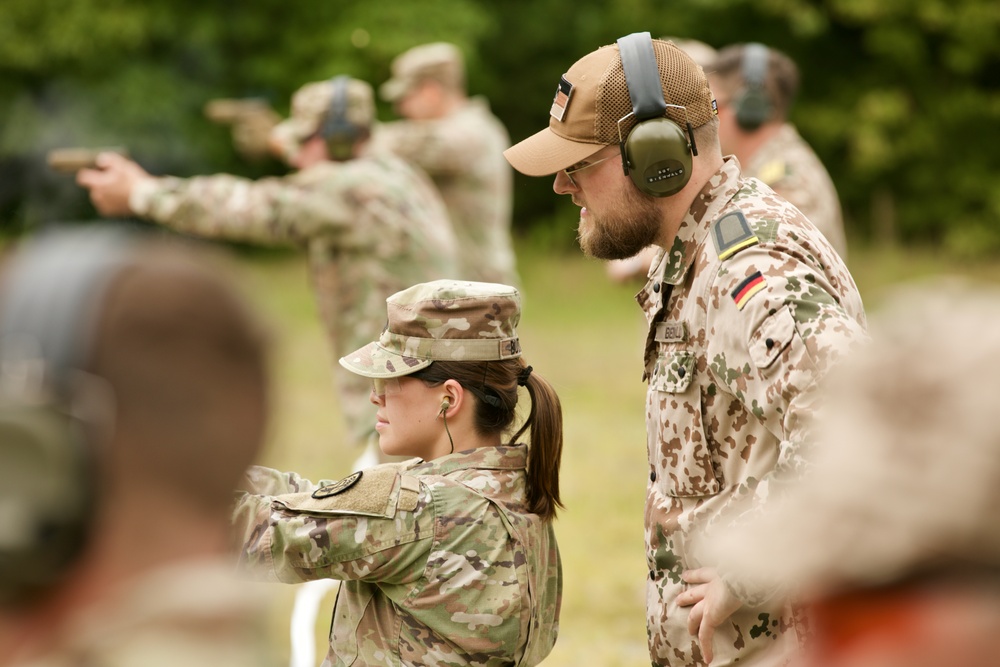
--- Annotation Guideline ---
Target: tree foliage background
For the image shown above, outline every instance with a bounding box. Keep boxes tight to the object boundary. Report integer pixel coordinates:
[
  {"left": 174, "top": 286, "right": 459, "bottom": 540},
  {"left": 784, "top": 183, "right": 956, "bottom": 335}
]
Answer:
[{"left": 2, "top": 0, "right": 998, "bottom": 255}]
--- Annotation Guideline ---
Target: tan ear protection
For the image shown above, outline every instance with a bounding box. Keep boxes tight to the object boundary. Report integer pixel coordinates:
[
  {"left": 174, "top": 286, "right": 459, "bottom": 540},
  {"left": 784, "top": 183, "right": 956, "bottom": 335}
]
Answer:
[
  {"left": 0, "top": 225, "right": 134, "bottom": 604},
  {"left": 617, "top": 32, "right": 698, "bottom": 197},
  {"left": 439, "top": 396, "right": 451, "bottom": 413},
  {"left": 320, "top": 75, "right": 361, "bottom": 161},
  {"left": 734, "top": 43, "right": 772, "bottom": 131}
]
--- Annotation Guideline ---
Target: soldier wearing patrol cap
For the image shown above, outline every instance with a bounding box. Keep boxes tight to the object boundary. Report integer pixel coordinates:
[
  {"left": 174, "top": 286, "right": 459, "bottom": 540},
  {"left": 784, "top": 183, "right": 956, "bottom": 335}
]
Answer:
[
  {"left": 76, "top": 76, "right": 458, "bottom": 461},
  {"left": 698, "top": 281, "right": 1000, "bottom": 667},
  {"left": 372, "top": 42, "right": 520, "bottom": 287},
  {"left": 709, "top": 43, "right": 848, "bottom": 260},
  {"left": 233, "top": 279, "right": 564, "bottom": 666},
  {"left": 504, "top": 32, "right": 868, "bottom": 666}
]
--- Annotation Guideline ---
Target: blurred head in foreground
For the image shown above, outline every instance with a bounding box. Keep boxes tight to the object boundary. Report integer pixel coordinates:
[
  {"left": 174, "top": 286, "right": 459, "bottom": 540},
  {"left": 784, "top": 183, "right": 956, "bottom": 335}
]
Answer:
[
  {"left": 701, "top": 279, "right": 1000, "bottom": 667},
  {"left": 0, "top": 225, "right": 270, "bottom": 663}
]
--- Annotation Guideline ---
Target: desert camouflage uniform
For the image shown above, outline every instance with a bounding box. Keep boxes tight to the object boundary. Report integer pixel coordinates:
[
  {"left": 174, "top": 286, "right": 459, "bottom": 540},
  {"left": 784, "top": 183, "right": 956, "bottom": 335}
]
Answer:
[
  {"left": 10, "top": 560, "right": 273, "bottom": 667},
  {"left": 233, "top": 444, "right": 561, "bottom": 667},
  {"left": 745, "top": 124, "right": 848, "bottom": 260},
  {"left": 638, "top": 157, "right": 867, "bottom": 666},
  {"left": 128, "top": 148, "right": 458, "bottom": 447},
  {"left": 373, "top": 98, "right": 519, "bottom": 286}
]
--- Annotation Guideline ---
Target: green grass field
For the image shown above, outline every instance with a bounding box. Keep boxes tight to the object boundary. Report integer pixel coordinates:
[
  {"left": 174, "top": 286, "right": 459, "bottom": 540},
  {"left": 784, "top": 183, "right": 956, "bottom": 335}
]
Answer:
[{"left": 218, "top": 238, "right": 1000, "bottom": 666}]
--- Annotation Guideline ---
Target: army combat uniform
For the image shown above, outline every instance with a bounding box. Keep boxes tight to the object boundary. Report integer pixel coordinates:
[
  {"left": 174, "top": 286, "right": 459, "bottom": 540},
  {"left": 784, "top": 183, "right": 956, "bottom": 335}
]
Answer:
[
  {"left": 128, "top": 147, "right": 457, "bottom": 448},
  {"left": 372, "top": 98, "right": 519, "bottom": 286},
  {"left": 745, "top": 124, "right": 848, "bottom": 260},
  {"left": 639, "top": 157, "right": 867, "bottom": 666},
  {"left": 233, "top": 444, "right": 561, "bottom": 667}
]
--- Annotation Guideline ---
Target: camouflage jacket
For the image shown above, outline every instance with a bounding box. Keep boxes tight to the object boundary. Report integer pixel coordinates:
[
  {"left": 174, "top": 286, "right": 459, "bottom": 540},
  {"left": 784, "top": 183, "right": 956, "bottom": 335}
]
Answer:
[
  {"left": 372, "top": 97, "right": 519, "bottom": 286},
  {"left": 129, "top": 147, "right": 458, "bottom": 447},
  {"left": 232, "top": 444, "right": 562, "bottom": 667},
  {"left": 638, "top": 157, "right": 867, "bottom": 666},
  {"left": 9, "top": 560, "right": 274, "bottom": 667},
  {"left": 745, "top": 124, "right": 848, "bottom": 260}
]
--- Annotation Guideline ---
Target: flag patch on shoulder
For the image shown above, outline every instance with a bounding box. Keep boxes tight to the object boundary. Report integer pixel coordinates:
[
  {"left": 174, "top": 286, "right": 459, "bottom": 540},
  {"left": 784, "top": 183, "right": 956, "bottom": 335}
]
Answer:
[{"left": 732, "top": 271, "right": 766, "bottom": 310}]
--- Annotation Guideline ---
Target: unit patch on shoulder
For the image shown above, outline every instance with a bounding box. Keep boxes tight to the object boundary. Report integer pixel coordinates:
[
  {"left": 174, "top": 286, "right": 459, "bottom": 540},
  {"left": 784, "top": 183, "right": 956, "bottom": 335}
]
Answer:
[
  {"left": 732, "top": 271, "right": 766, "bottom": 310},
  {"left": 711, "top": 211, "right": 759, "bottom": 260},
  {"left": 312, "top": 471, "right": 363, "bottom": 499}
]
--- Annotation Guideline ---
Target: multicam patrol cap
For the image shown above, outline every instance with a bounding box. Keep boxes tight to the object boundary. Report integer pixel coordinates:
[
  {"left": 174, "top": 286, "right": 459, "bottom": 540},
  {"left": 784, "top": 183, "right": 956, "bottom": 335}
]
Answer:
[
  {"left": 503, "top": 35, "right": 716, "bottom": 177},
  {"left": 699, "top": 280, "right": 1000, "bottom": 598},
  {"left": 380, "top": 42, "right": 466, "bottom": 102},
  {"left": 338, "top": 279, "right": 521, "bottom": 379},
  {"left": 269, "top": 77, "right": 375, "bottom": 162}
]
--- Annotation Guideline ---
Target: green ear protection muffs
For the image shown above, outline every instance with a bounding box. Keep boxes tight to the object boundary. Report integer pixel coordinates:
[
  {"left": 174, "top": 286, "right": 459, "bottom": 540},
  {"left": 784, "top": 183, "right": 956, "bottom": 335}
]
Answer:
[
  {"left": 734, "top": 43, "right": 772, "bottom": 131},
  {"left": 617, "top": 32, "right": 698, "bottom": 198},
  {"left": 320, "top": 75, "right": 361, "bottom": 161}
]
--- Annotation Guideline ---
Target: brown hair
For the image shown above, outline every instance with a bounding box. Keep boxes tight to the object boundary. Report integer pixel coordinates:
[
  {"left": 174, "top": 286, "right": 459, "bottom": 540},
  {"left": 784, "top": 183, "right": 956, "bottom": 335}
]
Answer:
[{"left": 409, "top": 359, "right": 563, "bottom": 521}]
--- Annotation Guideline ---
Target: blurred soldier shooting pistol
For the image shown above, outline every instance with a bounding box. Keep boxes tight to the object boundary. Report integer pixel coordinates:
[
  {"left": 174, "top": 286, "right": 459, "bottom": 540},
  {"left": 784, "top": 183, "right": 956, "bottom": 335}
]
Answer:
[
  {"left": 46, "top": 147, "right": 129, "bottom": 174},
  {"left": 204, "top": 97, "right": 281, "bottom": 161}
]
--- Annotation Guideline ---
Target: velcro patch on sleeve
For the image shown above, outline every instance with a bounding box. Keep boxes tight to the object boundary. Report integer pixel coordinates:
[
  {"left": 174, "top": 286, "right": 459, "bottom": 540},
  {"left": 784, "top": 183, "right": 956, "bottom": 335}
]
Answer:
[
  {"left": 272, "top": 466, "right": 402, "bottom": 518},
  {"left": 711, "top": 211, "right": 759, "bottom": 260},
  {"left": 732, "top": 271, "right": 766, "bottom": 310}
]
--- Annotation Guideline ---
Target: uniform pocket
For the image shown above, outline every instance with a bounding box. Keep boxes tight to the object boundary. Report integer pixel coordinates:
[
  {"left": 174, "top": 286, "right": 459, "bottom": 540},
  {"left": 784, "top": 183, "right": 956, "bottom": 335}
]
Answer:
[{"left": 648, "top": 351, "right": 722, "bottom": 498}]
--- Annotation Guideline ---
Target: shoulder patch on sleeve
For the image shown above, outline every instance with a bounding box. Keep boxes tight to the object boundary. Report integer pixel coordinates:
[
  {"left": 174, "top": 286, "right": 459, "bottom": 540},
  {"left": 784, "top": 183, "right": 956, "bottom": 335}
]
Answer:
[
  {"left": 272, "top": 466, "right": 402, "bottom": 518},
  {"left": 732, "top": 271, "right": 767, "bottom": 310},
  {"left": 312, "top": 471, "right": 363, "bottom": 498},
  {"left": 711, "top": 211, "right": 759, "bottom": 260}
]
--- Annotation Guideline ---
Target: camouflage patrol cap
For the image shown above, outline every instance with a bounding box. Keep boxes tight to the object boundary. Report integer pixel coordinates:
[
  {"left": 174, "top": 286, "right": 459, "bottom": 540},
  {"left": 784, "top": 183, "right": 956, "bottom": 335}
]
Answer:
[
  {"left": 700, "top": 280, "right": 1000, "bottom": 599},
  {"left": 338, "top": 279, "right": 521, "bottom": 379},
  {"left": 504, "top": 34, "right": 716, "bottom": 177},
  {"left": 380, "top": 42, "right": 466, "bottom": 102},
  {"left": 269, "top": 77, "right": 375, "bottom": 161}
]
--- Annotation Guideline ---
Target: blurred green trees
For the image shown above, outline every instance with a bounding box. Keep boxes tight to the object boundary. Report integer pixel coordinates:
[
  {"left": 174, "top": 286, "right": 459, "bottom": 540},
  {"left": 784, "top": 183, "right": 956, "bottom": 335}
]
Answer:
[{"left": 2, "top": 0, "right": 998, "bottom": 255}]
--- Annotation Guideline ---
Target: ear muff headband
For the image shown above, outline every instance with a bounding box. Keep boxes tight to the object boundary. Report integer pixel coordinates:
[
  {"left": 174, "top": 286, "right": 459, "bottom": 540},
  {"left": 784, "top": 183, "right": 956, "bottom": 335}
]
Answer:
[
  {"left": 616, "top": 32, "right": 695, "bottom": 197},
  {"left": 0, "top": 225, "right": 134, "bottom": 603},
  {"left": 735, "top": 43, "right": 772, "bottom": 131},
  {"left": 320, "top": 75, "right": 359, "bottom": 161}
]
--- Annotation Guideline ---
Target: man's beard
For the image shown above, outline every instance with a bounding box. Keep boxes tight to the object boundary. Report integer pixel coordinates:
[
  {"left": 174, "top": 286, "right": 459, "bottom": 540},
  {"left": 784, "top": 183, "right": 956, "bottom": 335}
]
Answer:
[{"left": 577, "top": 185, "right": 661, "bottom": 260}]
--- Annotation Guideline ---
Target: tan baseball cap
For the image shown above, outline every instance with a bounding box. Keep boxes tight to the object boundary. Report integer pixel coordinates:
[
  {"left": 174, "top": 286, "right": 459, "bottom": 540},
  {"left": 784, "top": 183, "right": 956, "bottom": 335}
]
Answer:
[
  {"left": 380, "top": 42, "right": 465, "bottom": 102},
  {"left": 339, "top": 280, "right": 521, "bottom": 379},
  {"left": 269, "top": 77, "right": 374, "bottom": 161},
  {"left": 504, "top": 36, "right": 716, "bottom": 177}
]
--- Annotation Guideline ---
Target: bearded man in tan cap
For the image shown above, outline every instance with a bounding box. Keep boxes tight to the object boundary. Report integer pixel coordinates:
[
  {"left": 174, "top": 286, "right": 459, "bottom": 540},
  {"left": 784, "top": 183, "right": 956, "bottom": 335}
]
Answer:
[
  {"left": 373, "top": 43, "right": 519, "bottom": 287},
  {"left": 77, "top": 77, "right": 458, "bottom": 463},
  {"left": 505, "top": 32, "right": 868, "bottom": 666}
]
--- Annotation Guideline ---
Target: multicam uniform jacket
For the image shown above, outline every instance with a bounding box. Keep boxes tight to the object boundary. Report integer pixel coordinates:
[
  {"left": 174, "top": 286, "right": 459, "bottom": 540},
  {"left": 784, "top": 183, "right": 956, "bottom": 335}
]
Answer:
[
  {"left": 372, "top": 98, "right": 519, "bottom": 286},
  {"left": 638, "top": 157, "right": 867, "bottom": 666},
  {"left": 232, "top": 444, "right": 562, "bottom": 667},
  {"left": 745, "top": 124, "right": 848, "bottom": 260},
  {"left": 129, "top": 148, "right": 457, "bottom": 448}
]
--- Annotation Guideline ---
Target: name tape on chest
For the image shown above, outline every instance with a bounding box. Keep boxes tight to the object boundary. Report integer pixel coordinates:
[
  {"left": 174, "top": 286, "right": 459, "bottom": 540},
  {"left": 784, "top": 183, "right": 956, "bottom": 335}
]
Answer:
[
  {"left": 654, "top": 321, "right": 687, "bottom": 343},
  {"left": 711, "top": 211, "right": 759, "bottom": 261}
]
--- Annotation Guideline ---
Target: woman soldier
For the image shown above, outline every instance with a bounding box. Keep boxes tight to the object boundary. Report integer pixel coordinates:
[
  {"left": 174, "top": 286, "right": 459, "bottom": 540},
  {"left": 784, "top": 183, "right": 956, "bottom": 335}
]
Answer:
[{"left": 233, "top": 279, "right": 563, "bottom": 666}]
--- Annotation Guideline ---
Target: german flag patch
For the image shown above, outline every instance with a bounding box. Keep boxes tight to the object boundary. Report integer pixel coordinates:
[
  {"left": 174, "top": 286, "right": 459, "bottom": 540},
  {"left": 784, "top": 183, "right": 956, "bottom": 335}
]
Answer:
[{"left": 732, "top": 271, "right": 766, "bottom": 310}]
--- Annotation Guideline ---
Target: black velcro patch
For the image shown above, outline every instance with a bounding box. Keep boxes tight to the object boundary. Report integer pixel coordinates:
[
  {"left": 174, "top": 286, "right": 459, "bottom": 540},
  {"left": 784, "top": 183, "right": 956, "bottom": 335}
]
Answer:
[{"left": 312, "top": 471, "right": 363, "bottom": 499}]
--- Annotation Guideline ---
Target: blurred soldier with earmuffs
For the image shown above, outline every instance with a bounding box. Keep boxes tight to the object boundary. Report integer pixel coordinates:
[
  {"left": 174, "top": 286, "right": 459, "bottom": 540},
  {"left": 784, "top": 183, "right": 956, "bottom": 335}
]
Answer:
[
  {"left": 504, "top": 32, "right": 868, "bottom": 666},
  {"left": 709, "top": 43, "right": 849, "bottom": 260},
  {"left": 76, "top": 77, "right": 458, "bottom": 469},
  {"left": 0, "top": 224, "right": 275, "bottom": 666}
]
